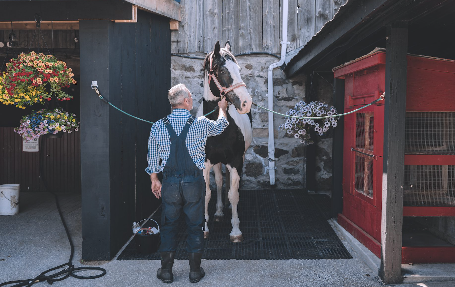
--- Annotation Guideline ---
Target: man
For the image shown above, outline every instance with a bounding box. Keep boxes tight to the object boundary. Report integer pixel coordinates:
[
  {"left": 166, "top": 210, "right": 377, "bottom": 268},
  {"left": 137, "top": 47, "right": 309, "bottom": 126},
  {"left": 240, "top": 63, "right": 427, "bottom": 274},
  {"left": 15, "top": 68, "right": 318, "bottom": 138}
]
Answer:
[{"left": 146, "top": 83, "right": 228, "bottom": 283}]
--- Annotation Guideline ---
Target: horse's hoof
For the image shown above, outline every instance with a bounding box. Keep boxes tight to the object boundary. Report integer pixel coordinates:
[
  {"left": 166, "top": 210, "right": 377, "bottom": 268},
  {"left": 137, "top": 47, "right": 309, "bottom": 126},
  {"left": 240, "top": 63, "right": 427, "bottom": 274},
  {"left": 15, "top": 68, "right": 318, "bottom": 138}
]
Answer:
[
  {"left": 230, "top": 234, "right": 243, "bottom": 243},
  {"left": 204, "top": 231, "right": 209, "bottom": 239},
  {"left": 214, "top": 215, "right": 223, "bottom": 222}
]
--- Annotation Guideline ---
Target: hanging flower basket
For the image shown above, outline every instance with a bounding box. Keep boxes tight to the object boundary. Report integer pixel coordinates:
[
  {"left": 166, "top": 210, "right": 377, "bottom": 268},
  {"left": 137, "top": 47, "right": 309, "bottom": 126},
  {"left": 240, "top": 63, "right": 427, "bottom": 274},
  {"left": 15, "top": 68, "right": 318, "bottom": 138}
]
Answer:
[
  {"left": 0, "top": 51, "right": 76, "bottom": 109},
  {"left": 279, "top": 101, "right": 339, "bottom": 145},
  {"left": 14, "top": 108, "right": 79, "bottom": 141}
]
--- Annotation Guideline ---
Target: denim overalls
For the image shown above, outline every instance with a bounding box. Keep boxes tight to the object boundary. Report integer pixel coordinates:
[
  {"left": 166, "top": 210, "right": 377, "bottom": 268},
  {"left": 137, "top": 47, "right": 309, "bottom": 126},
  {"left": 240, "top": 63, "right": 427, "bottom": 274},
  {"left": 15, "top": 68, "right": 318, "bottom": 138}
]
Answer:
[{"left": 159, "top": 116, "right": 205, "bottom": 253}]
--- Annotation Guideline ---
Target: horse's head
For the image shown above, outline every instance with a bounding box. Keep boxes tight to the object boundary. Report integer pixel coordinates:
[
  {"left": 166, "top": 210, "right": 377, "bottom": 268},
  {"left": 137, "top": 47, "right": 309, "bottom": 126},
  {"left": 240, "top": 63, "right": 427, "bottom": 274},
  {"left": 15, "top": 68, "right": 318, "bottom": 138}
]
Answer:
[{"left": 204, "top": 41, "right": 252, "bottom": 114}]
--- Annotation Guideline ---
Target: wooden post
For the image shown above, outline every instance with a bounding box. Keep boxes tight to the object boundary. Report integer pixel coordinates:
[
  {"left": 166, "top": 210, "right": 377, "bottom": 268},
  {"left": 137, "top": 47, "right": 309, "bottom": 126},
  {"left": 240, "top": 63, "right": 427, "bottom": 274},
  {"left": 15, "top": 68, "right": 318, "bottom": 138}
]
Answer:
[
  {"left": 80, "top": 20, "right": 112, "bottom": 261},
  {"left": 331, "top": 75, "right": 345, "bottom": 217},
  {"left": 305, "top": 72, "right": 318, "bottom": 192},
  {"left": 379, "top": 22, "right": 408, "bottom": 284}
]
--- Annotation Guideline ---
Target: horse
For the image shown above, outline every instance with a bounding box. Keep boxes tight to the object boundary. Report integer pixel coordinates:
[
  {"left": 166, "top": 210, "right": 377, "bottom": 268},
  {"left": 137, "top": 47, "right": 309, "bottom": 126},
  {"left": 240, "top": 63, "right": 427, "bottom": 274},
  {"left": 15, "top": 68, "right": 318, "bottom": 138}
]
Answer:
[{"left": 196, "top": 41, "right": 253, "bottom": 243}]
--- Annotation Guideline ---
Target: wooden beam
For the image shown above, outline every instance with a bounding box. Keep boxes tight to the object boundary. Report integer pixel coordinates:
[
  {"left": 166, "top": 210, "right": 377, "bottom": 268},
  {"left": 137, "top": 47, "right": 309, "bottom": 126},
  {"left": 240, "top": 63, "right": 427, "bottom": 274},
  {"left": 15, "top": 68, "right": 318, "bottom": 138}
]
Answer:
[
  {"left": 79, "top": 19, "right": 112, "bottom": 260},
  {"left": 0, "top": 21, "right": 79, "bottom": 30},
  {"left": 125, "top": 0, "right": 181, "bottom": 21},
  {"left": 0, "top": 0, "right": 135, "bottom": 22},
  {"left": 404, "top": 155, "right": 455, "bottom": 166},
  {"left": 402, "top": 247, "right": 455, "bottom": 264},
  {"left": 338, "top": 214, "right": 382, "bottom": 258},
  {"left": 331, "top": 59, "right": 346, "bottom": 218},
  {"left": 404, "top": 207, "right": 455, "bottom": 217},
  {"left": 379, "top": 22, "right": 408, "bottom": 284},
  {"left": 285, "top": 0, "right": 389, "bottom": 76},
  {"left": 169, "top": 20, "right": 178, "bottom": 31},
  {"left": 114, "top": 5, "right": 137, "bottom": 23}
]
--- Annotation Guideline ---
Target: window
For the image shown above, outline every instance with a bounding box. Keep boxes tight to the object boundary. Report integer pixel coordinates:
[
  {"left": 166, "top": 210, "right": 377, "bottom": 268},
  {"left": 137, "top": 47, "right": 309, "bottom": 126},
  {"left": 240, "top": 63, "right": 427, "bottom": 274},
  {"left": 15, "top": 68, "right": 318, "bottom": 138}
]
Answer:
[{"left": 354, "top": 113, "right": 374, "bottom": 197}]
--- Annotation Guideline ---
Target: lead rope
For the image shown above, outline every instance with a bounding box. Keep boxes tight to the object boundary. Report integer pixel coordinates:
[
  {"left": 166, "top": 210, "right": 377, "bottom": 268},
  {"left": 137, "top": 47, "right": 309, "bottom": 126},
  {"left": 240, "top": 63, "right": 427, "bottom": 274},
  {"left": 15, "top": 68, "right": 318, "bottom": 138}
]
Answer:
[
  {"left": 92, "top": 86, "right": 218, "bottom": 124},
  {"left": 92, "top": 84, "right": 384, "bottom": 123}
]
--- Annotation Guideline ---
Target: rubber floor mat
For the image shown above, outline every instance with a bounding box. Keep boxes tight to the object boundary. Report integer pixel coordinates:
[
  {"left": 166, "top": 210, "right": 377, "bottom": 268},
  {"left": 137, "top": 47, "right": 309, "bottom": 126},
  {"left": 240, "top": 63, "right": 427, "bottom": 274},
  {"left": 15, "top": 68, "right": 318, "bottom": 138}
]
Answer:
[{"left": 117, "top": 190, "right": 352, "bottom": 260}]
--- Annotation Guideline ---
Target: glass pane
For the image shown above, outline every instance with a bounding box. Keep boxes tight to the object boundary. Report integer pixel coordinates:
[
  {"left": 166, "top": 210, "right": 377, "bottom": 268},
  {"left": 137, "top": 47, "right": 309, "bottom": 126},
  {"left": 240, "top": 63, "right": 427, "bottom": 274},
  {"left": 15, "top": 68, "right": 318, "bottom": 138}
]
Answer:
[
  {"left": 356, "top": 113, "right": 365, "bottom": 148},
  {"left": 355, "top": 156, "right": 365, "bottom": 192},
  {"left": 368, "top": 115, "right": 374, "bottom": 151}
]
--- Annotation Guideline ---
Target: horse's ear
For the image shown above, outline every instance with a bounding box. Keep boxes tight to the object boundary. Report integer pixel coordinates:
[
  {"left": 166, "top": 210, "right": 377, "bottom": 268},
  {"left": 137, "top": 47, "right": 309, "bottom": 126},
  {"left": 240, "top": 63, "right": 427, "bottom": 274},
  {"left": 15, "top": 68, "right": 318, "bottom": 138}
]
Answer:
[
  {"left": 225, "top": 41, "right": 231, "bottom": 52},
  {"left": 214, "top": 41, "right": 221, "bottom": 57}
]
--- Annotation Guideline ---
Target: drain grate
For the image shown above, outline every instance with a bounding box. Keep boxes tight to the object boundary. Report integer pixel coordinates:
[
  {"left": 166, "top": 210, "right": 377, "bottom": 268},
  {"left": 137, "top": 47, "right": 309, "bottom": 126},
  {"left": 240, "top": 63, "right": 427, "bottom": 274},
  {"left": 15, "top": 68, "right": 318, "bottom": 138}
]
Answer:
[{"left": 118, "top": 190, "right": 352, "bottom": 260}]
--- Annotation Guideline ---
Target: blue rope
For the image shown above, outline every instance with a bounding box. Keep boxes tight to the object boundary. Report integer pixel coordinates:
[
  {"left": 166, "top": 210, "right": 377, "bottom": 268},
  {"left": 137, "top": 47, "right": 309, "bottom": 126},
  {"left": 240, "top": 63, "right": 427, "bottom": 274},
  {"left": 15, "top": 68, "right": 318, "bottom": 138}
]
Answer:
[{"left": 93, "top": 87, "right": 218, "bottom": 124}]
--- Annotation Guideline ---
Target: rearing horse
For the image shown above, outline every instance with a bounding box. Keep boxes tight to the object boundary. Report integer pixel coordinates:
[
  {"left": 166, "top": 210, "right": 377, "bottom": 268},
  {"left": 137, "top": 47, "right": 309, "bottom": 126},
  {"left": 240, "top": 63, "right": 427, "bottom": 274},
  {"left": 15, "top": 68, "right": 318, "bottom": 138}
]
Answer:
[{"left": 197, "top": 41, "right": 253, "bottom": 242}]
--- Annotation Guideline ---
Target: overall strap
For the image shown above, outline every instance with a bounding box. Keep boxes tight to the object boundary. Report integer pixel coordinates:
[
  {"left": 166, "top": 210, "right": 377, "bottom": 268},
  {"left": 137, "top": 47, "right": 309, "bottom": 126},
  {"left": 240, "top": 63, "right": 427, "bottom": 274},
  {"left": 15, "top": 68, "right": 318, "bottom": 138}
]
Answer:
[
  {"left": 163, "top": 116, "right": 177, "bottom": 140},
  {"left": 163, "top": 115, "right": 195, "bottom": 140},
  {"left": 180, "top": 116, "right": 195, "bottom": 139}
]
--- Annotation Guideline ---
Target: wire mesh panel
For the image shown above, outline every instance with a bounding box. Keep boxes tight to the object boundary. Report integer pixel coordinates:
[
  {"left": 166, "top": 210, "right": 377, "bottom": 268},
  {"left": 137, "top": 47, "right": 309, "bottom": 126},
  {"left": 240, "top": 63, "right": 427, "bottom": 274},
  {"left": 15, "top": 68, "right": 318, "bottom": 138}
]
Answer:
[
  {"left": 404, "top": 165, "right": 455, "bottom": 206},
  {"left": 405, "top": 112, "right": 455, "bottom": 154}
]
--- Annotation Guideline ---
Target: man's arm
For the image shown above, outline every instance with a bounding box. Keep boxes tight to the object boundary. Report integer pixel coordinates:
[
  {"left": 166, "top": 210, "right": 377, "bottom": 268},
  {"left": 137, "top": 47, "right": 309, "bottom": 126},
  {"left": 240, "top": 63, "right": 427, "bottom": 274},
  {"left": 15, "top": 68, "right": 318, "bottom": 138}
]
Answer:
[
  {"left": 146, "top": 125, "right": 163, "bottom": 198},
  {"left": 205, "top": 98, "right": 229, "bottom": 137}
]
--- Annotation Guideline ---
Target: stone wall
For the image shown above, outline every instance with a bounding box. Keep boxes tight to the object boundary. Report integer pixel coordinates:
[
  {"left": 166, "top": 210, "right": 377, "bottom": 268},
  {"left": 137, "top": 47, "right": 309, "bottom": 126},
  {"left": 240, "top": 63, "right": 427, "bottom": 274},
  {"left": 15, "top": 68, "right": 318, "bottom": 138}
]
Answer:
[{"left": 171, "top": 54, "right": 311, "bottom": 190}]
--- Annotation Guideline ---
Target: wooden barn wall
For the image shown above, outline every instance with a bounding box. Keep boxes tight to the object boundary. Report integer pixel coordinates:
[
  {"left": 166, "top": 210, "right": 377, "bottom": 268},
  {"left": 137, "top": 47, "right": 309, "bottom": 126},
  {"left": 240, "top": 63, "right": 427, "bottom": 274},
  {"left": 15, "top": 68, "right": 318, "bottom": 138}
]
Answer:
[
  {"left": 107, "top": 9, "right": 171, "bottom": 225},
  {"left": 0, "top": 30, "right": 79, "bottom": 49},
  {"left": 0, "top": 29, "right": 80, "bottom": 192},
  {"left": 171, "top": 0, "right": 347, "bottom": 54},
  {"left": 0, "top": 129, "right": 81, "bottom": 193},
  {"left": 79, "top": 10, "right": 170, "bottom": 260}
]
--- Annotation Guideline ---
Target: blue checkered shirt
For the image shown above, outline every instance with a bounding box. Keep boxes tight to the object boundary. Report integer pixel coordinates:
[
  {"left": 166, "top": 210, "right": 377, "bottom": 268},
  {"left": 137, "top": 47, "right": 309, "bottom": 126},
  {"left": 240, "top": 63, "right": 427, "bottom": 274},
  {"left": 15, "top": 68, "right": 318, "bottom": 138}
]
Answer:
[{"left": 146, "top": 109, "right": 229, "bottom": 174}]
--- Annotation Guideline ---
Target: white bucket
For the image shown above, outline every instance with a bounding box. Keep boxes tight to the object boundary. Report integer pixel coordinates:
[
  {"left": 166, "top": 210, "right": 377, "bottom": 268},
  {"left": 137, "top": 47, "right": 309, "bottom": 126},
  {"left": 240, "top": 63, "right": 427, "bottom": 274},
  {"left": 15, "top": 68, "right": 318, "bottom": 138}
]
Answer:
[{"left": 0, "top": 184, "right": 20, "bottom": 215}]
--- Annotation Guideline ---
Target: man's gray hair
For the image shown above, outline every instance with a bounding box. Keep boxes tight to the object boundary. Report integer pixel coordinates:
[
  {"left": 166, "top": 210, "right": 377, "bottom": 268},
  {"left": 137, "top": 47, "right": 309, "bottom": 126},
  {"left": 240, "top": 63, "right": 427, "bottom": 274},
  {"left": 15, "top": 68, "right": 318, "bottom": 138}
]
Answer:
[{"left": 168, "top": 84, "right": 189, "bottom": 106}]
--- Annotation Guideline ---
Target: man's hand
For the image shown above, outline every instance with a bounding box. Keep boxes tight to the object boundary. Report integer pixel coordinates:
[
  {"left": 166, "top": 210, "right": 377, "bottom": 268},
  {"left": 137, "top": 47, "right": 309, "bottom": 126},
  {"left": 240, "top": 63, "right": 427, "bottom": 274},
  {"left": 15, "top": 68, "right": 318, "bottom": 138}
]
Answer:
[
  {"left": 151, "top": 173, "right": 162, "bottom": 199},
  {"left": 218, "top": 98, "right": 228, "bottom": 112}
]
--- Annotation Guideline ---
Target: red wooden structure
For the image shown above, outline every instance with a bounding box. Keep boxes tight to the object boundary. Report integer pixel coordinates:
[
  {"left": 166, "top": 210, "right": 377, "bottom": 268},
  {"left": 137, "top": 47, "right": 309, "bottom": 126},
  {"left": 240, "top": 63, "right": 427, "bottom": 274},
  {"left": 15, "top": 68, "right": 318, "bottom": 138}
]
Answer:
[{"left": 334, "top": 49, "right": 455, "bottom": 263}]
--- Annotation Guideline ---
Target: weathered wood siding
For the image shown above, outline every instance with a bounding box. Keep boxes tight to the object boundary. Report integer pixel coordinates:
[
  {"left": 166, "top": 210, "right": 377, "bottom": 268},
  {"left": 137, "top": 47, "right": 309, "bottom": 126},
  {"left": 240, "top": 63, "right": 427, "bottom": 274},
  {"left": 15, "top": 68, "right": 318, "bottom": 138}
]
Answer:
[
  {"left": 0, "top": 128, "right": 81, "bottom": 193},
  {"left": 171, "top": 0, "right": 347, "bottom": 54},
  {"left": 0, "top": 30, "right": 78, "bottom": 49}
]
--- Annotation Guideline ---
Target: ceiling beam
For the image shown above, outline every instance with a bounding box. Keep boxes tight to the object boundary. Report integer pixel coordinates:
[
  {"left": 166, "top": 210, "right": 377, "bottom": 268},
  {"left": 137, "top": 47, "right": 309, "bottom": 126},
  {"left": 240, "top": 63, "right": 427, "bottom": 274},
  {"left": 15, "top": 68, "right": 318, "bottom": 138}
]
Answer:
[
  {"left": 125, "top": 0, "right": 181, "bottom": 21},
  {"left": 0, "top": 1, "right": 135, "bottom": 22},
  {"left": 0, "top": 21, "right": 79, "bottom": 30}
]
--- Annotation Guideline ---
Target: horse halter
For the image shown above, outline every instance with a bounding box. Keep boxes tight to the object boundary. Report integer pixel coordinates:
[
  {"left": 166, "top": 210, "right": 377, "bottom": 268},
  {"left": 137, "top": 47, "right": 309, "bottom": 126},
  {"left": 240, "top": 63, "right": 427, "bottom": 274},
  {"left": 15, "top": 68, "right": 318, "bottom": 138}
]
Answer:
[{"left": 208, "top": 54, "right": 246, "bottom": 99}]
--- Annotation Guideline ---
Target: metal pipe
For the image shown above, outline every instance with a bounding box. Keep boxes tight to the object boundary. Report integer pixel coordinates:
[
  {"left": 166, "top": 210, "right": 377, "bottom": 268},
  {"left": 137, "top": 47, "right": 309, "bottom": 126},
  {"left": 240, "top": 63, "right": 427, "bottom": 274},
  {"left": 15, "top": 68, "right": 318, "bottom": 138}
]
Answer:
[{"left": 267, "top": 0, "right": 289, "bottom": 185}]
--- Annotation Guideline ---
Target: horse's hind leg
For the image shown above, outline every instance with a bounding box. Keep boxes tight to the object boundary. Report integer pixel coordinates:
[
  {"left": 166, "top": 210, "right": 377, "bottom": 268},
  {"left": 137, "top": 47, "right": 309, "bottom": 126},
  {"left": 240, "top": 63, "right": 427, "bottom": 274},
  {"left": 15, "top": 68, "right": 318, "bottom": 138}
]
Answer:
[
  {"left": 226, "top": 165, "right": 243, "bottom": 243},
  {"left": 203, "top": 160, "right": 213, "bottom": 239},
  {"left": 213, "top": 163, "right": 224, "bottom": 221}
]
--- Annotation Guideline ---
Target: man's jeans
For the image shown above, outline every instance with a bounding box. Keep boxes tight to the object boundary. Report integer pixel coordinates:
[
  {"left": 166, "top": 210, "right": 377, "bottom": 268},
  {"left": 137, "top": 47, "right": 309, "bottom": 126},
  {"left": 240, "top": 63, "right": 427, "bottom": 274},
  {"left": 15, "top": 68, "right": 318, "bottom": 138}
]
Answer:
[{"left": 159, "top": 174, "right": 205, "bottom": 253}]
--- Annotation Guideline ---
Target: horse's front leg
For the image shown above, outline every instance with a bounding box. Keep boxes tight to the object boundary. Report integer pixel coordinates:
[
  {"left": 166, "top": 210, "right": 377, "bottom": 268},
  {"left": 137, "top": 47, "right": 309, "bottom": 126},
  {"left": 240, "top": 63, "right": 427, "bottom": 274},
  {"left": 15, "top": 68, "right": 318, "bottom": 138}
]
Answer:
[
  {"left": 226, "top": 165, "right": 243, "bottom": 243},
  {"left": 213, "top": 163, "right": 224, "bottom": 221},
  {"left": 203, "top": 160, "right": 213, "bottom": 239}
]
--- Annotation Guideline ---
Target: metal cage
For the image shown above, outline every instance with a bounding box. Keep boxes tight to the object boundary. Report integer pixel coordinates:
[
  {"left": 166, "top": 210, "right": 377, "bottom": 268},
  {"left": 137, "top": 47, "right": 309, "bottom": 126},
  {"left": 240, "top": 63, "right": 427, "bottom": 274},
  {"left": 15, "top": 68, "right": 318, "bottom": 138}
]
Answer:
[{"left": 405, "top": 112, "right": 455, "bottom": 155}]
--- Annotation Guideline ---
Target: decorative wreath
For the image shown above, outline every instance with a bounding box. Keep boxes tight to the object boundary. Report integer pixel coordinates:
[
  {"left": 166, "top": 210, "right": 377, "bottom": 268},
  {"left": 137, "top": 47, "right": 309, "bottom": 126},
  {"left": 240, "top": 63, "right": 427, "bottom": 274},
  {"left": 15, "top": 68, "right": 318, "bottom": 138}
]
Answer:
[{"left": 280, "top": 101, "right": 338, "bottom": 145}]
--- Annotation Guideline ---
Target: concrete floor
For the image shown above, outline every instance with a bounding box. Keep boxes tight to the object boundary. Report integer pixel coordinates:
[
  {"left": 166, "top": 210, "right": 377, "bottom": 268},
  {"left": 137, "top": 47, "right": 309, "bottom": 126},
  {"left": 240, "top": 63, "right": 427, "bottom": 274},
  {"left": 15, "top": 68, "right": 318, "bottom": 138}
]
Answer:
[{"left": 0, "top": 192, "right": 454, "bottom": 287}]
